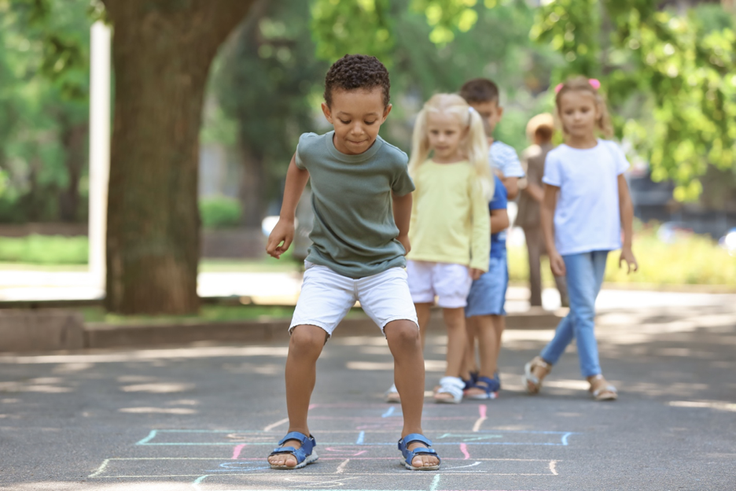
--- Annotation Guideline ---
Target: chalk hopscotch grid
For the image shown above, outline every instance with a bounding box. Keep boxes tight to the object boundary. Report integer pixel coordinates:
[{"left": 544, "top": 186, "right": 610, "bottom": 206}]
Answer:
[{"left": 90, "top": 404, "right": 573, "bottom": 488}]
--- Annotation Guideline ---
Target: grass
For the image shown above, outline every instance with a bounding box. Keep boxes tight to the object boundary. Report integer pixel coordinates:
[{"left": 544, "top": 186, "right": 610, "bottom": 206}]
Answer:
[
  {"left": 1, "top": 227, "right": 734, "bottom": 288},
  {"left": 80, "top": 303, "right": 367, "bottom": 325},
  {"left": 507, "top": 227, "right": 736, "bottom": 288}
]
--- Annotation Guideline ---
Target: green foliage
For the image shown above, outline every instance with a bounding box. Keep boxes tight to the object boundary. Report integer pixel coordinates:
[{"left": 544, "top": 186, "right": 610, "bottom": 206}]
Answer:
[
  {"left": 0, "top": 235, "right": 88, "bottom": 264},
  {"left": 531, "top": 0, "right": 736, "bottom": 202},
  {"left": 311, "top": 0, "right": 395, "bottom": 61},
  {"left": 0, "top": 0, "right": 91, "bottom": 222},
  {"left": 199, "top": 197, "right": 242, "bottom": 229},
  {"left": 508, "top": 226, "right": 736, "bottom": 288}
]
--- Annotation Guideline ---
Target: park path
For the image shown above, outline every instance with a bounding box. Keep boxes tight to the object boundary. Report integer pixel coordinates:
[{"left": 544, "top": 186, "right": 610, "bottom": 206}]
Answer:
[{"left": 0, "top": 296, "right": 734, "bottom": 490}]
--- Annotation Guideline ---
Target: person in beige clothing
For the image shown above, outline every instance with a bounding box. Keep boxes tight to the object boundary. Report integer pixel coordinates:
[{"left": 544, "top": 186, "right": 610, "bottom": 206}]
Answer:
[{"left": 517, "top": 114, "right": 569, "bottom": 307}]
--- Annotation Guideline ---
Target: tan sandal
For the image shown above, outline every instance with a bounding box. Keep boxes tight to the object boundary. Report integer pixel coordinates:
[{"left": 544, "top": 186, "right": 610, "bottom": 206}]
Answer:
[
  {"left": 522, "top": 356, "right": 551, "bottom": 395},
  {"left": 589, "top": 374, "right": 617, "bottom": 401}
]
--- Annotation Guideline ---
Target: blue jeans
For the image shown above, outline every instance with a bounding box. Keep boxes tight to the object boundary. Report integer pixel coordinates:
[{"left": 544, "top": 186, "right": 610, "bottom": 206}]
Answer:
[{"left": 540, "top": 251, "right": 608, "bottom": 378}]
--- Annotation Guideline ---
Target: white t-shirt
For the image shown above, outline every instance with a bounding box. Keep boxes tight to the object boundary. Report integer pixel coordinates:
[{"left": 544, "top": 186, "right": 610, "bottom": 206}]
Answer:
[
  {"left": 489, "top": 141, "right": 525, "bottom": 178},
  {"left": 542, "top": 139, "right": 630, "bottom": 256}
]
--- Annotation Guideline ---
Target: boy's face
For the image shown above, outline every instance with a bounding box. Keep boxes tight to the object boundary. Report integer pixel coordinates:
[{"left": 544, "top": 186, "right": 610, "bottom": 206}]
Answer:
[
  {"left": 321, "top": 87, "right": 392, "bottom": 155},
  {"left": 469, "top": 100, "right": 503, "bottom": 137}
]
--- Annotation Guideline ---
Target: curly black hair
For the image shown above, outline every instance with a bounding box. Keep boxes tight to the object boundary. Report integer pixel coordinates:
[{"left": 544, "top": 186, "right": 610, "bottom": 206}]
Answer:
[
  {"left": 323, "top": 54, "right": 390, "bottom": 108},
  {"left": 459, "top": 78, "right": 500, "bottom": 105}
]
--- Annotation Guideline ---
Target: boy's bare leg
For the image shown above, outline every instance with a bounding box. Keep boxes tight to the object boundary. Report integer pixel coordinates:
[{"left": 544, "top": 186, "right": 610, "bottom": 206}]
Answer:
[
  {"left": 461, "top": 316, "right": 479, "bottom": 380},
  {"left": 414, "top": 303, "right": 433, "bottom": 350},
  {"left": 267, "top": 325, "right": 327, "bottom": 468},
  {"left": 492, "top": 315, "right": 505, "bottom": 371},
  {"left": 465, "top": 314, "right": 503, "bottom": 397},
  {"left": 385, "top": 320, "right": 439, "bottom": 468},
  {"left": 435, "top": 308, "right": 467, "bottom": 401}
]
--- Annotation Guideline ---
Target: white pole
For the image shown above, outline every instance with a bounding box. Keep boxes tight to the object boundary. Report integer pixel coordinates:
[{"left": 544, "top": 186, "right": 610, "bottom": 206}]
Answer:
[{"left": 88, "top": 21, "right": 111, "bottom": 295}]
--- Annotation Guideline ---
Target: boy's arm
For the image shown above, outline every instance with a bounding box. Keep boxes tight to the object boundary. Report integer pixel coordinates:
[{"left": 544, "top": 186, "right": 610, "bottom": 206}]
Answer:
[
  {"left": 469, "top": 180, "right": 491, "bottom": 278},
  {"left": 617, "top": 174, "right": 638, "bottom": 273},
  {"left": 266, "top": 153, "right": 310, "bottom": 259},
  {"left": 392, "top": 191, "right": 412, "bottom": 254},
  {"left": 502, "top": 176, "right": 519, "bottom": 200},
  {"left": 540, "top": 184, "right": 565, "bottom": 276},
  {"left": 490, "top": 208, "right": 509, "bottom": 233}
]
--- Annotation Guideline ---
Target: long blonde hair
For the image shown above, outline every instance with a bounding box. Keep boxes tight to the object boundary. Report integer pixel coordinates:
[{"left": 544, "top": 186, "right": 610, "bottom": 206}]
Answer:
[
  {"left": 554, "top": 76, "right": 613, "bottom": 138},
  {"left": 408, "top": 93, "right": 494, "bottom": 199}
]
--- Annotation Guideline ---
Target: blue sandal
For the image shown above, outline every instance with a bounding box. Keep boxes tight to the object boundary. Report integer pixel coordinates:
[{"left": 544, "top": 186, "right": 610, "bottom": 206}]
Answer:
[
  {"left": 398, "top": 433, "right": 441, "bottom": 470},
  {"left": 268, "top": 431, "right": 318, "bottom": 470},
  {"left": 465, "top": 375, "right": 500, "bottom": 400}
]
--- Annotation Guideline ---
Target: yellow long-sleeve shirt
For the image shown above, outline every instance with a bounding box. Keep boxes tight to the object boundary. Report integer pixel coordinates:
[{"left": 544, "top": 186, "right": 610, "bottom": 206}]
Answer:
[{"left": 407, "top": 160, "right": 490, "bottom": 272}]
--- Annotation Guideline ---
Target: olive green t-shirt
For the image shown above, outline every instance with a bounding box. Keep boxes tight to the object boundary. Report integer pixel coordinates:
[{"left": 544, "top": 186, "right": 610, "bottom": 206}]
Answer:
[{"left": 295, "top": 131, "right": 415, "bottom": 278}]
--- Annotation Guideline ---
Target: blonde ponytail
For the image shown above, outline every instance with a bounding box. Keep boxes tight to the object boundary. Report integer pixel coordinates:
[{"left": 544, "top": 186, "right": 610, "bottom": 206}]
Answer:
[{"left": 409, "top": 93, "right": 494, "bottom": 200}]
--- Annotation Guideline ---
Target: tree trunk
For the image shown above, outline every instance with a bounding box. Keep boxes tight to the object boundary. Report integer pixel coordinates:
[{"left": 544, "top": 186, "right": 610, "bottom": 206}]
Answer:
[
  {"left": 59, "top": 121, "right": 88, "bottom": 222},
  {"left": 102, "top": 0, "right": 254, "bottom": 314},
  {"left": 238, "top": 141, "right": 265, "bottom": 228}
]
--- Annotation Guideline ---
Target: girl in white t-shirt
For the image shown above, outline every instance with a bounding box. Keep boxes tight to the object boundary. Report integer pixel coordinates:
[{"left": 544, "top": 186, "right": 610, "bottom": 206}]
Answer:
[{"left": 522, "top": 77, "right": 638, "bottom": 401}]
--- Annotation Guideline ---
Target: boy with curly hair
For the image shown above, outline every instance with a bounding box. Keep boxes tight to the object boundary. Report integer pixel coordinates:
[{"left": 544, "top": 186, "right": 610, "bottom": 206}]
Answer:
[{"left": 265, "top": 54, "right": 441, "bottom": 471}]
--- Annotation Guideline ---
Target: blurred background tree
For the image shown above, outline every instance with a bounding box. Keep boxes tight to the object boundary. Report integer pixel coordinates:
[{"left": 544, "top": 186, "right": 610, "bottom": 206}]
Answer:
[
  {"left": 0, "top": 0, "right": 90, "bottom": 223},
  {"left": 2, "top": 0, "right": 735, "bottom": 314}
]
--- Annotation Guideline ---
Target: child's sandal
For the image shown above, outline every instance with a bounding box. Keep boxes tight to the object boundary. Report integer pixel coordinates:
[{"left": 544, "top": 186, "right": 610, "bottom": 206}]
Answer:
[
  {"left": 523, "top": 356, "right": 551, "bottom": 395},
  {"left": 589, "top": 375, "right": 618, "bottom": 401},
  {"left": 398, "top": 433, "right": 441, "bottom": 471},
  {"left": 268, "top": 431, "right": 318, "bottom": 469},
  {"left": 434, "top": 376, "right": 465, "bottom": 404},
  {"left": 385, "top": 383, "right": 401, "bottom": 403},
  {"left": 464, "top": 375, "right": 500, "bottom": 400}
]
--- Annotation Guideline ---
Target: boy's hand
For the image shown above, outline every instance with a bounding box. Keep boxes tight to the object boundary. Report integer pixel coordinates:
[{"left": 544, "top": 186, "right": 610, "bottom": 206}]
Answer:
[
  {"left": 470, "top": 268, "right": 484, "bottom": 281},
  {"left": 266, "top": 219, "right": 295, "bottom": 259},
  {"left": 619, "top": 247, "right": 638, "bottom": 274},
  {"left": 397, "top": 234, "right": 411, "bottom": 255},
  {"left": 549, "top": 250, "right": 566, "bottom": 277}
]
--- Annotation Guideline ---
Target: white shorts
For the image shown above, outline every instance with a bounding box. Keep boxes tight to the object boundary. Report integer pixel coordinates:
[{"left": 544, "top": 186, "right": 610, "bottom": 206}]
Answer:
[
  {"left": 290, "top": 262, "right": 419, "bottom": 337},
  {"left": 407, "top": 260, "right": 473, "bottom": 309}
]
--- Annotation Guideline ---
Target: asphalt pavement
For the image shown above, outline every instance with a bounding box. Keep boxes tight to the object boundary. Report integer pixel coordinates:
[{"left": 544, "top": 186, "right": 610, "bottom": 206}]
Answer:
[{"left": 0, "top": 296, "right": 735, "bottom": 490}]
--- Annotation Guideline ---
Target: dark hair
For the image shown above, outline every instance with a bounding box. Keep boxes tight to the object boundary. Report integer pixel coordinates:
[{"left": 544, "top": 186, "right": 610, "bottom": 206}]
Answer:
[
  {"left": 535, "top": 124, "right": 554, "bottom": 142},
  {"left": 459, "top": 78, "right": 500, "bottom": 104},
  {"left": 323, "top": 54, "right": 391, "bottom": 107}
]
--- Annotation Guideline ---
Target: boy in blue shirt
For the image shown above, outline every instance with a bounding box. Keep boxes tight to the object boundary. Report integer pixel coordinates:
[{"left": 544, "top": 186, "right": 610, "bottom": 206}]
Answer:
[{"left": 463, "top": 174, "right": 509, "bottom": 398}]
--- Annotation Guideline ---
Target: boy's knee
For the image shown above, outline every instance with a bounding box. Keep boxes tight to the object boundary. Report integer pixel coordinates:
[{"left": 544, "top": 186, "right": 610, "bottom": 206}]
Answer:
[
  {"left": 384, "top": 320, "right": 420, "bottom": 347},
  {"left": 289, "top": 325, "right": 328, "bottom": 356}
]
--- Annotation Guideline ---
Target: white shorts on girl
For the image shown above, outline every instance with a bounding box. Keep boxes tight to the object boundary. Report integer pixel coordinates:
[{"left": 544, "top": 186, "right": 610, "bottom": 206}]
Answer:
[
  {"left": 407, "top": 260, "right": 473, "bottom": 308},
  {"left": 289, "top": 262, "right": 419, "bottom": 337}
]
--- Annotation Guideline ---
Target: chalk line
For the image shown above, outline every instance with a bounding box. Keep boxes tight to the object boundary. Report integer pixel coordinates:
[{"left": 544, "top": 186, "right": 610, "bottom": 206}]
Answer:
[
  {"left": 263, "top": 417, "right": 289, "bottom": 432},
  {"left": 336, "top": 458, "right": 350, "bottom": 474},
  {"left": 136, "top": 430, "right": 158, "bottom": 445},
  {"left": 561, "top": 432, "right": 572, "bottom": 445},
  {"left": 459, "top": 443, "right": 469, "bottom": 460},
  {"left": 472, "top": 405, "right": 487, "bottom": 432},
  {"left": 429, "top": 474, "right": 441, "bottom": 491},
  {"left": 356, "top": 431, "right": 365, "bottom": 444},
  {"left": 192, "top": 474, "right": 209, "bottom": 485},
  {"left": 231, "top": 444, "right": 245, "bottom": 460},
  {"left": 549, "top": 460, "right": 558, "bottom": 476},
  {"left": 382, "top": 406, "right": 395, "bottom": 418},
  {"left": 87, "top": 459, "right": 110, "bottom": 478}
]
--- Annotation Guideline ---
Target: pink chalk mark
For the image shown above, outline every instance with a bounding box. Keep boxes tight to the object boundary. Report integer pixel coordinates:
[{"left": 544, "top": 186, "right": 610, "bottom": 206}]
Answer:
[
  {"left": 459, "top": 443, "right": 470, "bottom": 460},
  {"left": 479, "top": 404, "right": 487, "bottom": 419},
  {"left": 308, "top": 404, "right": 318, "bottom": 410},
  {"left": 231, "top": 444, "right": 246, "bottom": 460}
]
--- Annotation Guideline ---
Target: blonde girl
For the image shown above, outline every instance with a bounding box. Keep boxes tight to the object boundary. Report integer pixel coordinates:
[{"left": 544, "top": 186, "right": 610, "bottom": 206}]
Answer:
[
  {"left": 522, "top": 77, "right": 638, "bottom": 401},
  {"left": 386, "top": 93, "right": 493, "bottom": 404}
]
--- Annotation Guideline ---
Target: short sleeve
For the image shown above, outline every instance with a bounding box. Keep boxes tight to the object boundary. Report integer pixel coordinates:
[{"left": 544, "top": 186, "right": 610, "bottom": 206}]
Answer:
[
  {"left": 609, "top": 141, "right": 630, "bottom": 175},
  {"left": 542, "top": 152, "right": 561, "bottom": 187},
  {"left": 391, "top": 160, "right": 415, "bottom": 196},
  {"left": 294, "top": 133, "right": 315, "bottom": 170},
  {"left": 490, "top": 142, "right": 525, "bottom": 178},
  {"left": 489, "top": 175, "right": 507, "bottom": 211}
]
